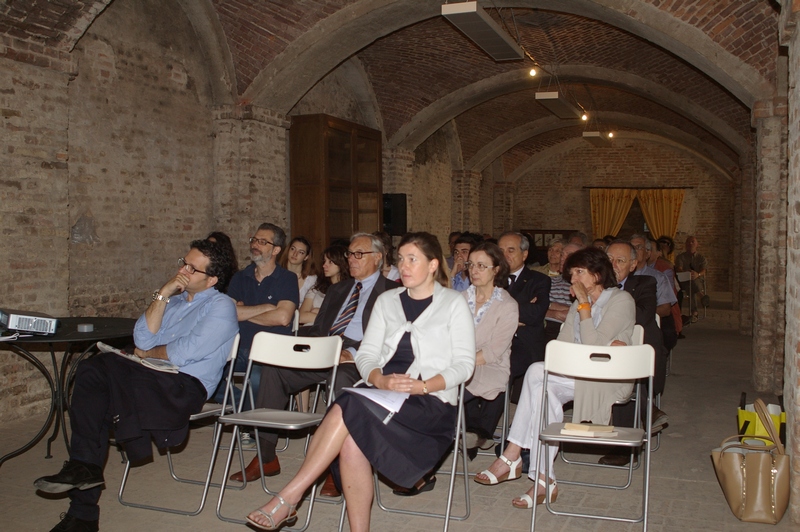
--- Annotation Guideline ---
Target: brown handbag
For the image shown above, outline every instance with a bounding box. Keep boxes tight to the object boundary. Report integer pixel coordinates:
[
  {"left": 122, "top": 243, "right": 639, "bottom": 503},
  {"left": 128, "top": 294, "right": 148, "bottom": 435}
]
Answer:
[{"left": 711, "top": 399, "right": 790, "bottom": 524}]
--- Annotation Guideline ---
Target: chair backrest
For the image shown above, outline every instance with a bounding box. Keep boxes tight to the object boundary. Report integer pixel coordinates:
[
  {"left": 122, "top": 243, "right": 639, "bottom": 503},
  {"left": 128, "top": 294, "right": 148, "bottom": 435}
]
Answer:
[
  {"left": 654, "top": 313, "right": 661, "bottom": 328},
  {"left": 543, "top": 340, "right": 654, "bottom": 381},
  {"left": 227, "top": 333, "right": 240, "bottom": 362},
  {"left": 632, "top": 324, "right": 644, "bottom": 346},
  {"left": 249, "top": 331, "right": 343, "bottom": 370},
  {"left": 292, "top": 309, "right": 300, "bottom": 336}
]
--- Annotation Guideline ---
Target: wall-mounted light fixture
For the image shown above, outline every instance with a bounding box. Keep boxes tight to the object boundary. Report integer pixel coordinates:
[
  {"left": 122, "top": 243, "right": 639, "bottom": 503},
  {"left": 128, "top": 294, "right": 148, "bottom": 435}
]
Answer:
[{"left": 442, "top": 2, "right": 524, "bottom": 61}]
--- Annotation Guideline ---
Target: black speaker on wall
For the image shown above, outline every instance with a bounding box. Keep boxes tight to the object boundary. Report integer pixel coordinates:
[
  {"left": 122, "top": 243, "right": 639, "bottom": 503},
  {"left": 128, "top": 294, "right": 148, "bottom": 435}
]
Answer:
[{"left": 383, "top": 193, "right": 407, "bottom": 236}]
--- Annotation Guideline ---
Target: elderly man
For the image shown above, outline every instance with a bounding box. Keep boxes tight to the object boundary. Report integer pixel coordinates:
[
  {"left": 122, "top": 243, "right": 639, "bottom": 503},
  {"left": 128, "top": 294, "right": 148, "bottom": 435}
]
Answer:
[
  {"left": 675, "top": 235, "right": 708, "bottom": 321},
  {"left": 230, "top": 232, "right": 395, "bottom": 485},
  {"left": 35, "top": 239, "right": 239, "bottom": 532},
  {"left": 543, "top": 242, "right": 582, "bottom": 341},
  {"left": 215, "top": 224, "right": 298, "bottom": 407},
  {"left": 603, "top": 241, "right": 668, "bottom": 464},
  {"left": 631, "top": 234, "right": 678, "bottom": 349},
  {"left": 498, "top": 231, "right": 550, "bottom": 401}
]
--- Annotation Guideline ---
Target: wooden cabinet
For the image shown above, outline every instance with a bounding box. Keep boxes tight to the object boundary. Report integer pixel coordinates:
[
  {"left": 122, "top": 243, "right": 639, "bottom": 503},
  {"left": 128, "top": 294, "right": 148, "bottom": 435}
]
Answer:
[{"left": 290, "top": 114, "right": 382, "bottom": 256}]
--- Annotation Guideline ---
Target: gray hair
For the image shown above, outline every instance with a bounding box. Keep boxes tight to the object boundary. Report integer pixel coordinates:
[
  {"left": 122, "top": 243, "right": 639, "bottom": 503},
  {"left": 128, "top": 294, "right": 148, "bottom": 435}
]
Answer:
[
  {"left": 499, "top": 231, "right": 530, "bottom": 252},
  {"left": 630, "top": 233, "right": 651, "bottom": 251},
  {"left": 548, "top": 238, "right": 565, "bottom": 250},
  {"left": 351, "top": 232, "right": 385, "bottom": 269},
  {"left": 257, "top": 223, "right": 287, "bottom": 248},
  {"left": 610, "top": 239, "right": 637, "bottom": 261}
]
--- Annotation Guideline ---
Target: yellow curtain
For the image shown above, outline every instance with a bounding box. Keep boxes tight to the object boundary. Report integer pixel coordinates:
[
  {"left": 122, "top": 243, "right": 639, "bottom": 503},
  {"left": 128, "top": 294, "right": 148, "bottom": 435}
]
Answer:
[
  {"left": 637, "top": 189, "right": 685, "bottom": 240},
  {"left": 590, "top": 189, "right": 637, "bottom": 238}
]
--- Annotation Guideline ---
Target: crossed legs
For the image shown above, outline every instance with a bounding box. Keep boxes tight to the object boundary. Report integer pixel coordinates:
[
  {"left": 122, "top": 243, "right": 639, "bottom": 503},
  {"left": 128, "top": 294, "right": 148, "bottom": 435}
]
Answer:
[{"left": 246, "top": 404, "right": 374, "bottom": 531}]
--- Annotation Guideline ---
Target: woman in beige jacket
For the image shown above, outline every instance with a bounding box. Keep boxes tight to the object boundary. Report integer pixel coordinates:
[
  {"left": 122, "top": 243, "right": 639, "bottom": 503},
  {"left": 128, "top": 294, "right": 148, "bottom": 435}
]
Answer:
[{"left": 462, "top": 241, "right": 519, "bottom": 450}]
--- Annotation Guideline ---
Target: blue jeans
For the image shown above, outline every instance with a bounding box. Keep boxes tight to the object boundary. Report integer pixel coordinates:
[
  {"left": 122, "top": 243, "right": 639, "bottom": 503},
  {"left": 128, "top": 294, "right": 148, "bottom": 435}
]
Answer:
[{"left": 212, "top": 345, "right": 261, "bottom": 411}]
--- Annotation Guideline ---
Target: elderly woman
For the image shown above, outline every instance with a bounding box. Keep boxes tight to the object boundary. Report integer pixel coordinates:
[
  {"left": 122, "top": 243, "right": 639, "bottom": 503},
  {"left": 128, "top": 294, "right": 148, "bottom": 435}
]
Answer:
[
  {"left": 474, "top": 247, "right": 634, "bottom": 509},
  {"left": 279, "top": 236, "right": 318, "bottom": 302},
  {"left": 462, "top": 241, "right": 519, "bottom": 450},
  {"left": 246, "top": 232, "right": 475, "bottom": 531},
  {"left": 298, "top": 245, "right": 350, "bottom": 325},
  {"left": 532, "top": 238, "right": 564, "bottom": 278}
]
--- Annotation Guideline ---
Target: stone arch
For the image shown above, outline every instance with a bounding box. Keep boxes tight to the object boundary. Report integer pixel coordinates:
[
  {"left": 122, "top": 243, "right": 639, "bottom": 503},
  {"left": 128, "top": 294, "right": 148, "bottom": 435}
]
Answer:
[
  {"left": 176, "top": 0, "right": 237, "bottom": 105},
  {"left": 392, "top": 67, "right": 748, "bottom": 154},
  {"left": 506, "top": 133, "right": 734, "bottom": 183},
  {"left": 243, "top": 0, "right": 769, "bottom": 115},
  {"left": 330, "top": 57, "right": 386, "bottom": 135},
  {"left": 441, "top": 120, "right": 464, "bottom": 172},
  {"left": 468, "top": 112, "right": 739, "bottom": 174}
]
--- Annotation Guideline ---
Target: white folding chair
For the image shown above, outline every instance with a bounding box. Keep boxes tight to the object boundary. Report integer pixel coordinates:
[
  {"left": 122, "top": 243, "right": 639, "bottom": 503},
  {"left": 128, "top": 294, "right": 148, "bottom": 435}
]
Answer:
[
  {"left": 363, "top": 382, "right": 470, "bottom": 532},
  {"left": 118, "top": 334, "right": 242, "bottom": 515},
  {"left": 215, "top": 332, "right": 342, "bottom": 529},
  {"left": 531, "top": 340, "right": 655, "bottom": 531}
]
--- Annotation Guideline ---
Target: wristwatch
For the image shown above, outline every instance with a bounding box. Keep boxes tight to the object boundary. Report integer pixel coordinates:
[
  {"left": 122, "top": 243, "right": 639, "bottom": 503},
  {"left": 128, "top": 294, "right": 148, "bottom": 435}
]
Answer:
[
  {"left": 422, "top": 381, "right": 429, "bottom": 395},
  {"left": 151, "top": 290, "right": 170, "bottom": 304}
]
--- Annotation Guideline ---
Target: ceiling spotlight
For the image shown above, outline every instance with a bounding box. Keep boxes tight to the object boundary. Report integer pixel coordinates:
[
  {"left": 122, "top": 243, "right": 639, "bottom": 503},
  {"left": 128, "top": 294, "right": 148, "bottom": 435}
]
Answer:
[
  {"left": 442, "top": 2, "right": 525, "bottom": 61},
  {"left": 529, "top": 68, "right": 537, "bottom": 77},
  {"left": 583, "top": 131, "right": 612, "bottom": 147},
  {"left": 581, "top": 113, "right": 588, "bottom": 121},
  {"left": 607, "top": 132, "right": 614, "bottom": 138},
  {"left": 535, "top": 91, "right": 583, "bottom": 119}
]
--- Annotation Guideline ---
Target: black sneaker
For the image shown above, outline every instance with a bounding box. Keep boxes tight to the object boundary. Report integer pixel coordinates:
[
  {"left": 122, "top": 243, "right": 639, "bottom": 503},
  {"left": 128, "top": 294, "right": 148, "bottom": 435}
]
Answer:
[
  {"left": 35, "top": 460, "right": 105, "bottom": 494},
  {"left": 49, "top": 513, "right": 99, "bottom": 532}
]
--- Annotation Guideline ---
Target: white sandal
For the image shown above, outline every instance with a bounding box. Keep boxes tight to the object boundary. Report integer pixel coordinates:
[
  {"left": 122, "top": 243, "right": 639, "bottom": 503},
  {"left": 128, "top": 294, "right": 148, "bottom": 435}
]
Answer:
[
  {"left": 246, "top": 494, "right": 298, "bottom": 531},
  {"left": 474, "top": 454, "right": 523, "bottom": 485},
  {"left": 512, "top": 477, "right": 557, "bottom": 509}
]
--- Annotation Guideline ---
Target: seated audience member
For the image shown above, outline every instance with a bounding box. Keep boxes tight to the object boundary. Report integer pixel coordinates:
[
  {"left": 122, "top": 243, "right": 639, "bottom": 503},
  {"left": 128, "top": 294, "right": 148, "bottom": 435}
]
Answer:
[
  {"left": 649, "top": 235, "right": 682, "bottom": 341},
  {"left": 229, "top": 233, "right": 395, "bottom": 489},
  {"left": 462, "top": 242, "right": 519, "bottom": 450},
  {"left": 212, "top": 224, "right": 298, "bottom": 407},
  {"left": 245, "top": 232, "right": 475, "bottom": 531},
  {"left": 35, "top": 239, "right": 239, "bottom": 532},
  {"left": 602, "top": 241, "right": 664, "bottom": 465},
  {"left": 544, "top": 242, "right": 582, "bottom": 341},
  {"left": 592, "top": 238, "right": 607, "bottom": 251},
  {"left": 475, "top": 247, "right": 635, "bottom": 508},
  {"left": 446, "top": 231, "right": 462, "bottom": 270},
  {"left": 206, "top": 231, "right": 239, "bottom": 289},
  {"left": 279, "top": 236, "right": 318, "bottom": 303},
  {"left": 603, "top": 234, "right": 616, "bottom": 247},
  {"left": 532, "top": 239, "right": 563, "bottom": 278},
  {"left": 567, "top": 231, "right": 588, "bottom": 247},
  {"left": 675, "top": 235, "right": 708, "bottom": 321},
  {"left": 656, "top": 235, "right": 676, "bottom": 264},
  {"left": 374, "top": 230, "right": 400, "bottom": 281},
  {"left": 449, "top": 232, "right": 483, "bottom": 292},
  {"left": 498, "top": 232, "right": 550, "bottom": 403},
  {"left": 298, "top": 245, "right": 351, "bottom": 326}
]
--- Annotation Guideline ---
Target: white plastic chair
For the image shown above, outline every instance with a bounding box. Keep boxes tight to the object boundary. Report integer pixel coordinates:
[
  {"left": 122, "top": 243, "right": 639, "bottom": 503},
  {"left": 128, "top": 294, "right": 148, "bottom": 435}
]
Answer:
[
  {"left": 214, "top": 331, "right": 343, "bottom": 529},
  {"left": 531, "top": 340, "right": 655, "bottom": 531}
]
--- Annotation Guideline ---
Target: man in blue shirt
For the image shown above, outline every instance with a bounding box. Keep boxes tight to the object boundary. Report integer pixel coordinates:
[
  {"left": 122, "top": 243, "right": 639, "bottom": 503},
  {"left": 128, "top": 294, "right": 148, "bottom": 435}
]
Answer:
[
  {"left": 34, "top": 239, "right": 239, "bottom": 532},
  {"left": 215, "top": 223, "right": 299, "bottom": 404}
]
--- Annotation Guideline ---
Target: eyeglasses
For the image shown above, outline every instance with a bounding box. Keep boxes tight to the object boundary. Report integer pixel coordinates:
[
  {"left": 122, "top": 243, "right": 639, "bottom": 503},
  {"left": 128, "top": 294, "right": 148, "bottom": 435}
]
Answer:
[
  {"left": 464, "top": 261, "right": 491, "bottom": 272},
  {"left": 608, "top": 257, "right": 629, "bottom": 265},
  {"left": 249, "top": 236, "right": 275, "bottom": 247},
  {"left": 178, "top": 257, "right": 207, "bottom": 275},
  {"left": 345, "top": 250, "right": 377, "bottom": 260}
]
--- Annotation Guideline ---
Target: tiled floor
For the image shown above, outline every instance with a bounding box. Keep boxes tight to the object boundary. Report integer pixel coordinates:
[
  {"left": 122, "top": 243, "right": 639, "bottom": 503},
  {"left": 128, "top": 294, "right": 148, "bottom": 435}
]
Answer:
[{"left": 1, "top": 314, "right": 795, "bottom": 531}]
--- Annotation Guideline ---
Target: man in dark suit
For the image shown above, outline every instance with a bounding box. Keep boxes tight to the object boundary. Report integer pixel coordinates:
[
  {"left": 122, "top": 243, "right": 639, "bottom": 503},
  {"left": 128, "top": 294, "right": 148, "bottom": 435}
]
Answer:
[
  {"left": 230, "top": 232, "right": 395, "bottom": 483},
  {"left": 498, "top": 231, "right": 551, "bottom": 403},
  {"left": 602, "top": 241, "right": 665, "bottom": 465}
]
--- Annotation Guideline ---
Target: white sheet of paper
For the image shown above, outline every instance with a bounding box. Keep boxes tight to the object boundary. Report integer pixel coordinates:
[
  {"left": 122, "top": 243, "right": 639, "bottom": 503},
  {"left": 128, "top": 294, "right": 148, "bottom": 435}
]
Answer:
[{"left": 343, "top": 387, "right": 409, "bottom": 413}]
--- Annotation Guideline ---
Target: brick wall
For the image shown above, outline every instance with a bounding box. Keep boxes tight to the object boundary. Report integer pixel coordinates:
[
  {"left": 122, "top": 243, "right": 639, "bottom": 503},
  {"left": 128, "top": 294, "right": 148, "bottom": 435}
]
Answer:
[
  {"left": 412, "top": 127, "right": 453, "bottom": 247},
  {"left": 512, "top": 139, "right": 735, "bottom": 292}
]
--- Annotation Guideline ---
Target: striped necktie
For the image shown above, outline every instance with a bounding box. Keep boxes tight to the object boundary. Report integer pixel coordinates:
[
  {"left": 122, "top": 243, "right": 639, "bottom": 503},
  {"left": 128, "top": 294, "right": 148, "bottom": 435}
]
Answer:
[{"left": 329, "top": 282, "right": 362, "bottom": 337}]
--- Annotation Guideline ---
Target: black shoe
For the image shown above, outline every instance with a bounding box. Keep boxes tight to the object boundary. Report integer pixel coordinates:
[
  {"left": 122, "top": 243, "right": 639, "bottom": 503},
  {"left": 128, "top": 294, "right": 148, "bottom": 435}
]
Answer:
[
  {"left": 392, "top": 475, "right": 436, "bottom": 496},
  {"left": 35, "top": 460, "right": 105, "bottom": 494},
  {"left": 49, "top": 513, "right": 99, "bottom": 532},
  {"left": 651, "top": 407, "right": 669, "bottom": 431},
  {"left": 598, "top": 453, "right": 633, "bottom": 467}
]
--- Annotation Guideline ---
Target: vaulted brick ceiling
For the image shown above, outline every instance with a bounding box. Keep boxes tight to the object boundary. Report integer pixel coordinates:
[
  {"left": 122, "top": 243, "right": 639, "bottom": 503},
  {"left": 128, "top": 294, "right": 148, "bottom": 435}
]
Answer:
[{"left": 2, "top": 0, "right": 780, "bottom": 175}]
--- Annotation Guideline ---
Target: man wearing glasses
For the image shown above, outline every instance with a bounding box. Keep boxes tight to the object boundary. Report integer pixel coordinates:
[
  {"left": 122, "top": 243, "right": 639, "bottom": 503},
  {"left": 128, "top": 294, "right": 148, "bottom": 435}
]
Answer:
[
  {"left": 220, "top": 223, "right": 299, "bottom": 405},
  {"left": 229, "top": 233, "right": 394, "bottom": 487},
  {"left": 35, "top": 239, "right": 239, "bottom": 532}
]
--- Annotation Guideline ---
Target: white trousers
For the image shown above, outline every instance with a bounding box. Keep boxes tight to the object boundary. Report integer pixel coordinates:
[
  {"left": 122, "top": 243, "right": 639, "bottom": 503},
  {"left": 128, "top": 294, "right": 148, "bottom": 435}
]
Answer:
[{"left": 507, "top": 362, "right": 575, "bottom": 481}]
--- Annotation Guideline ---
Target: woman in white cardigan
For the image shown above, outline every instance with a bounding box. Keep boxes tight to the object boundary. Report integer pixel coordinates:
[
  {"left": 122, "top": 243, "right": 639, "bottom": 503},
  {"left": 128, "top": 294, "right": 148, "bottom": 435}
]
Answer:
[
  {"left": 246, "top": 232, "right": 475, "bottom": 531},
  {"left": 474, "top": 247, "right": 634, "bottom": 509}
]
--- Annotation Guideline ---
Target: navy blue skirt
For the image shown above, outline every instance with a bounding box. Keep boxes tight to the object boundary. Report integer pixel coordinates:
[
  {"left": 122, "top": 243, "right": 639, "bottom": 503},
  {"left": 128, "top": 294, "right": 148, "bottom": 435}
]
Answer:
[{"left": 332, "top": 388, "right": 456, "bottom": 488}]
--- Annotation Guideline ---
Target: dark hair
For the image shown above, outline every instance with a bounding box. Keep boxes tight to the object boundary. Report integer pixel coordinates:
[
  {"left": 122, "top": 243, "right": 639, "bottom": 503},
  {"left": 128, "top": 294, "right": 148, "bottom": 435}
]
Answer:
[
  {"left": 562, "top": 247, "right": 618, "bottom": 290},
  {"left": 279, "top": 236, "right": 316, "bottom": 278},
  {"left": 469, "top": 241, "right": 510, "bottom": 288},
  {"left": 657, "top": 235, "right": 675, "bottom": 254},
  {"left": 373, "top": 230, "right": 395, "bottom": 267},
  {"left": 397, "top": 232, "right": 449, "bottom": 287},
  {"left": 448, "top": 231, "right": 462, "bottom": 240},
  {"left": 454, "top": 232, "right": 483, "bottom": 251},
  {"left": 256, "top": 222, "right": 287, "bottom": 248},
  {"left": 313, "top": 245, "right": 351, "bottom": 295},
  {"left": 603, "top": 234, "right": 616, "bottom": 245},
  {"left": 205, "top": 231, "right": 239, "bottom": 292},
  {"left": 567, "top": 231, "right": 589, "bottom": 247},
  {"left": 190, "top": 238, "right": 236, "bottom": 293}
]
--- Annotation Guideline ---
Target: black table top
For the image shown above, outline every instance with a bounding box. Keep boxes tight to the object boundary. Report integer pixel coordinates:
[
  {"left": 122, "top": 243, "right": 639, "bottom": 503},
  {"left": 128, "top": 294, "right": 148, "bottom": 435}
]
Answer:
[{"left": 9, "top": 317, "right": 136, "bottom": 344}]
